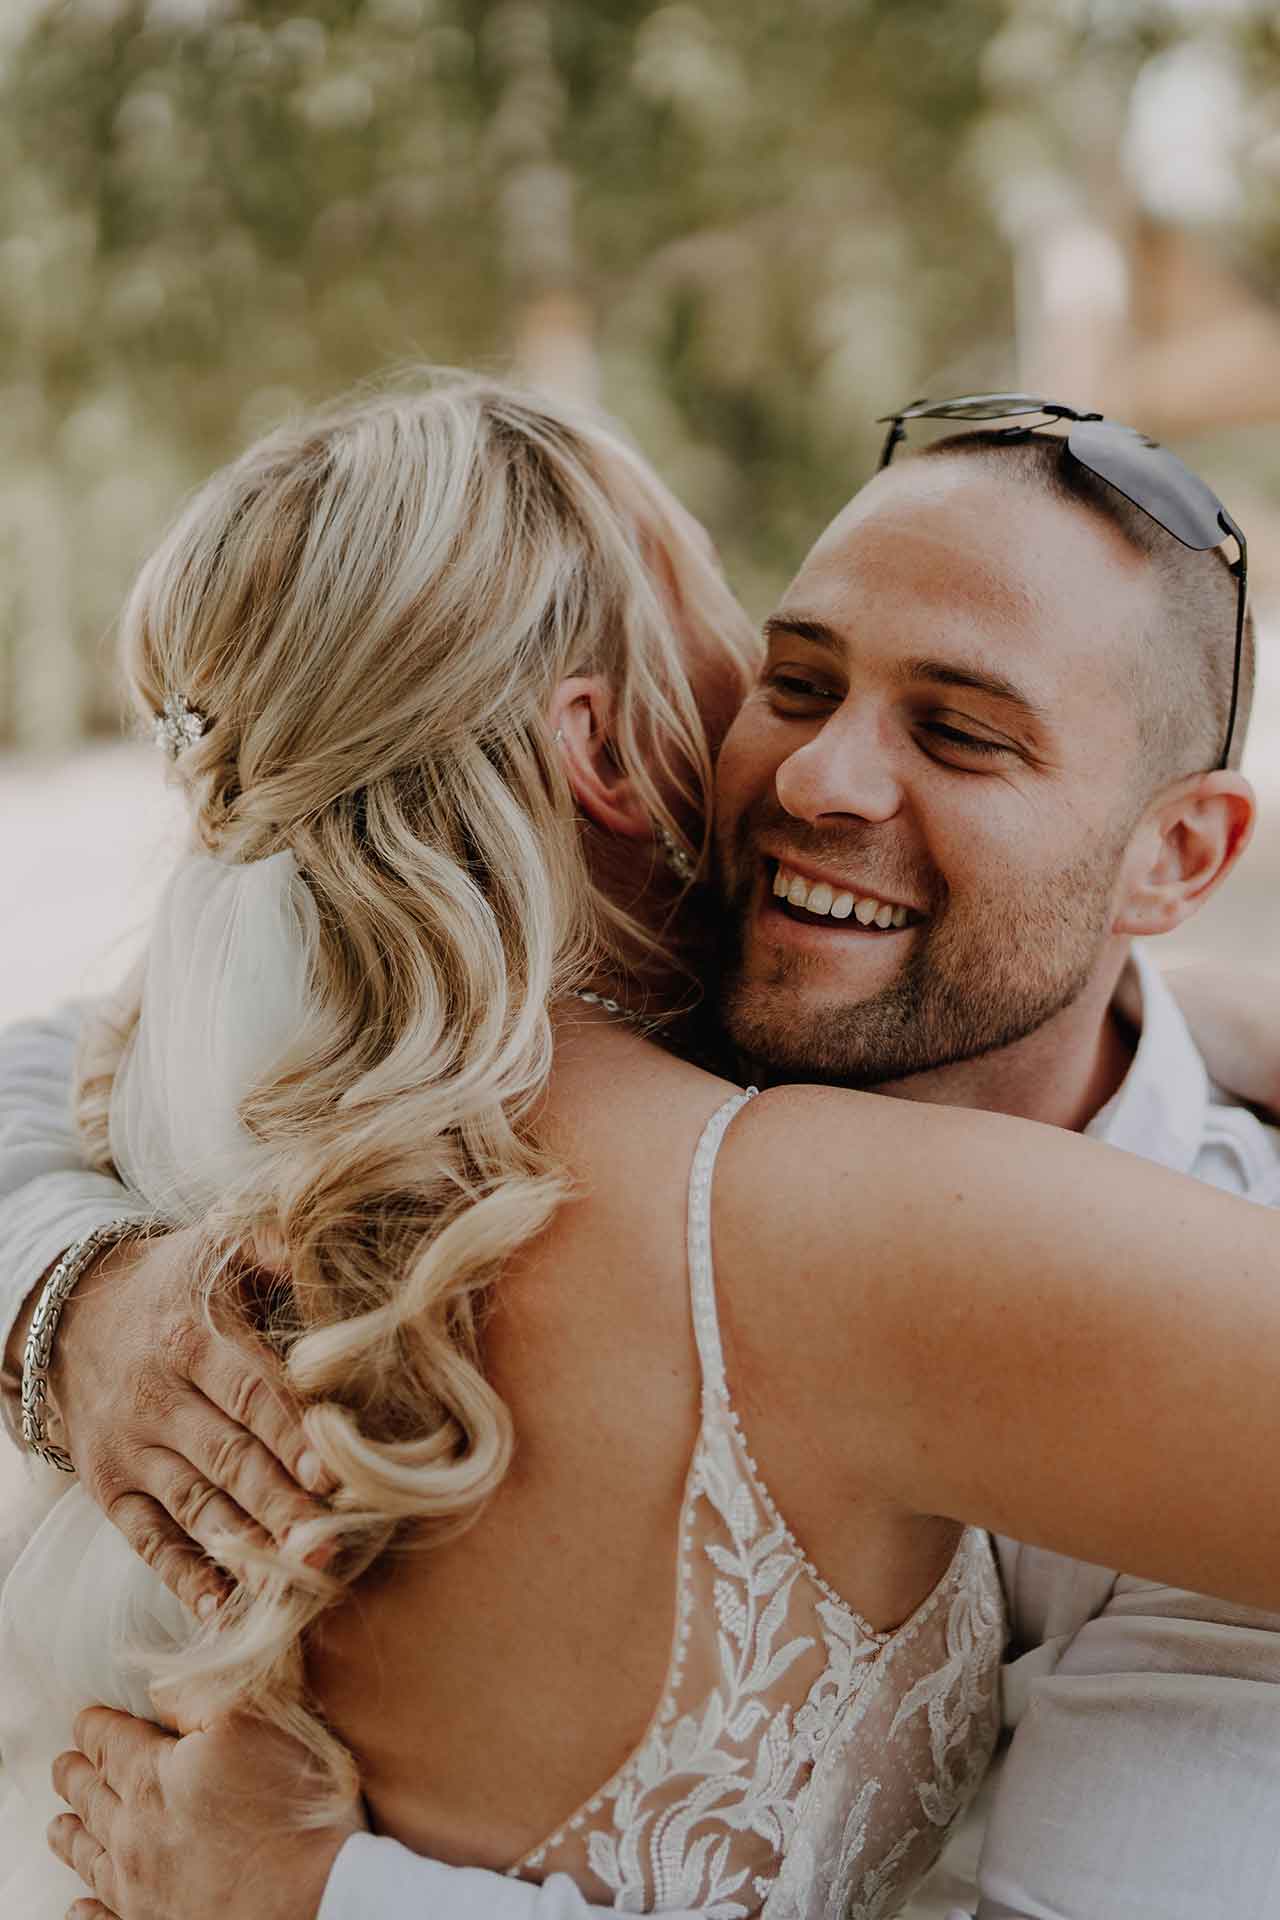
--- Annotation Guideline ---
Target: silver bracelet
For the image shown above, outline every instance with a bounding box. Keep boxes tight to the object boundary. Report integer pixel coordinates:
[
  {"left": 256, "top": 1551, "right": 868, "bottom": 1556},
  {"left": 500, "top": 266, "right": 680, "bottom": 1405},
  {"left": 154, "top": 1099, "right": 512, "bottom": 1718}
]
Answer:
[{"left": 20, "top": 1222, "right": 148, "bottom": 1473}]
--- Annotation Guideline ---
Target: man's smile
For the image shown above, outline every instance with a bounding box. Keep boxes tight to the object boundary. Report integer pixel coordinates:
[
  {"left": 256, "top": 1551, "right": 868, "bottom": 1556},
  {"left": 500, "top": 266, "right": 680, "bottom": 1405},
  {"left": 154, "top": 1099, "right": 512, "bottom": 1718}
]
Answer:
[
  {"left": 746, "top": 856, "right": 929, "bottom": 959},
  {"left": 770, "top": 858, "right": 924, "bottom": 927}
]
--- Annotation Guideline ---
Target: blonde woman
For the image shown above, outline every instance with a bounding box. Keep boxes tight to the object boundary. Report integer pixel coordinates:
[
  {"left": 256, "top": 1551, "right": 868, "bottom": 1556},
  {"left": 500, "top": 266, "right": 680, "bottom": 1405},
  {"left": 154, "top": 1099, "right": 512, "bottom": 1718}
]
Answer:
[{"left": 3, "top": 374, "right": 1280, "bottom": 1920}]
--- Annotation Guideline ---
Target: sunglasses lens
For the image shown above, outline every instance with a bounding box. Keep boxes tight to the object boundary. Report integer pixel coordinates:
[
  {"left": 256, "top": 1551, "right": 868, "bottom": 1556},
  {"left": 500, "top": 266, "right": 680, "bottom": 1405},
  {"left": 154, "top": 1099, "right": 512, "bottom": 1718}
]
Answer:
[
  {"left": 1067, "top": 421, "right": 1225, "bottom": 551},
  {"left": 912, "top": 392, "right": 1057, "bottom": 421},
  {"left": 882, "top": 392, "right": 1059, "bottom": 426}
]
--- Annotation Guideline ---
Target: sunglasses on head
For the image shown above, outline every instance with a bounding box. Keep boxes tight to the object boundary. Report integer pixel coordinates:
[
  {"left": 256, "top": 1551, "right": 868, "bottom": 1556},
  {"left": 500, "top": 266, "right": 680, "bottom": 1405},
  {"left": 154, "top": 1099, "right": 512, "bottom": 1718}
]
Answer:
[{"left": 876, "top": 393, "right": 1249, "bottom": 773}]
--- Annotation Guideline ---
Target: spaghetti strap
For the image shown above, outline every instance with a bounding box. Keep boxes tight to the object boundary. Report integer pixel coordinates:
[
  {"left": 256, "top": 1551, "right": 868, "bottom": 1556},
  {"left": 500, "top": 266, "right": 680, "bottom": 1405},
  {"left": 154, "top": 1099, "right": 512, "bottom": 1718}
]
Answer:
[{"left": 686, "top": 1088, "right": 757, "bottom": 1399}]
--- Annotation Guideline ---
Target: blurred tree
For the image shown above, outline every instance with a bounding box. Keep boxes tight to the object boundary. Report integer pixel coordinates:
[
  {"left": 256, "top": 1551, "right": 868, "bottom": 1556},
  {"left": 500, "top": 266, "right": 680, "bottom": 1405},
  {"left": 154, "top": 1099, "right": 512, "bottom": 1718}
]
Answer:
[
  {"left": 0, "top": 0, "right": 1013, "bottom": 740},
  {"left": 0, "top": 0, "right": 1276, "bottom": 743}
]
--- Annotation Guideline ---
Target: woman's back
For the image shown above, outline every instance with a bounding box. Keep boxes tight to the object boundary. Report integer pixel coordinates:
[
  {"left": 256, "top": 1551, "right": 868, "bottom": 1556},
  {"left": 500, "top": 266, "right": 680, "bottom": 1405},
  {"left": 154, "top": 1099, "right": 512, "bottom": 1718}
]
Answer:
[{"left": 308, "top": 1018, "right": 1002, "bottom": 1911}]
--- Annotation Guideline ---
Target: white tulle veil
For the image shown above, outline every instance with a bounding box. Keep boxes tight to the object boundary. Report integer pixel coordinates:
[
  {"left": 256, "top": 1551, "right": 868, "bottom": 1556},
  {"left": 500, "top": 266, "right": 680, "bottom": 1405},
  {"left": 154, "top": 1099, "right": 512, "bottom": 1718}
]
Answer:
[
  {"left": 110, "top": 845, "right": 320, "bottom": 1222},
  {"left": 0, "top": 844, "right": 322, "bottom": 1919}
]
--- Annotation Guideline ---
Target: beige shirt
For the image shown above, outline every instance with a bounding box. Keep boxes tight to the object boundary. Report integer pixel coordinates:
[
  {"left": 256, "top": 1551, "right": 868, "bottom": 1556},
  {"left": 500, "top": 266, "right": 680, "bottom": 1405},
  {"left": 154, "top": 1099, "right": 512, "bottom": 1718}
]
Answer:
[{"left": 906, "top": 944, "right": 1280, "bottom": 1920}]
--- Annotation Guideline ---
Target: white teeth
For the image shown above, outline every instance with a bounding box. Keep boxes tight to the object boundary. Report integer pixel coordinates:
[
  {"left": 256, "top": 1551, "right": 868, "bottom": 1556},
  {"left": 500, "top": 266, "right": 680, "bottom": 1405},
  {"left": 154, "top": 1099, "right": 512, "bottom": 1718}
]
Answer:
[{"left": 772, "top": 863, "right": 913, "bottom": 929}]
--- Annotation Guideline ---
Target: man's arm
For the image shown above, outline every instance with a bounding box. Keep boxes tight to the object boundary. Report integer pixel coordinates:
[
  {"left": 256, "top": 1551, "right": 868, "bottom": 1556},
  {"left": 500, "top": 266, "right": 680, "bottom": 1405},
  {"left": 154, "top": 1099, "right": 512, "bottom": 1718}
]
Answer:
[
  {"left": 47, "top": 1707, "right": 706, "bottom": 1920},
  {"left": 975, "top": 1555, "right": 1280, "bottom": 1919},
  {"left": 320, "top": 1838, "right": 696, "bottom": 1920},
  {"left": 0, "top": 1003, "right": 153, "bottom": 1413},
  {"left": 0, "top": 1006, "right": 330, "bottom": 1614}
]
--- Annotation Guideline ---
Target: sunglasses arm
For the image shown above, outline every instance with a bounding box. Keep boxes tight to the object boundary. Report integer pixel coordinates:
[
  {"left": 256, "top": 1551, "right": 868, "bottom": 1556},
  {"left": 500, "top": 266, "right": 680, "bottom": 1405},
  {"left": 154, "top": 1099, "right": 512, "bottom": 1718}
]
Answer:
[
  {"left": 878, "top": 417, "right": 907, "bottom": 470},
  {"left": 1217, "top": 514, "right": 1248, "bottom": 773}
]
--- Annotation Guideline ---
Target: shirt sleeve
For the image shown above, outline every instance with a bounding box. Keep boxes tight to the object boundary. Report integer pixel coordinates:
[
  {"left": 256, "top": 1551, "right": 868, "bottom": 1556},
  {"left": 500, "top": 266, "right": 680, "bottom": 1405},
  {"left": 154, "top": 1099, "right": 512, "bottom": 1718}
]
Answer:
[
  {"left": 0, "top": 1004, "right": 149, "bottom": 1401},
  {"left": 974, "top": 1575, "right": 1280, "bottom": 1919},
  {"left": 317, "top": 1835, "right": 705, "bottom": 1920}
]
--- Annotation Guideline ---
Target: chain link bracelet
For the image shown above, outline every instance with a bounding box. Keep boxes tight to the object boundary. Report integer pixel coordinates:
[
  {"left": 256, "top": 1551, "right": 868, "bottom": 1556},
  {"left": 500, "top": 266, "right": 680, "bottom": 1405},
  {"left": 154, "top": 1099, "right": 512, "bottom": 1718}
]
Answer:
[{"left": 20, "top": 1221, "right": 151, "bottom": 1473}]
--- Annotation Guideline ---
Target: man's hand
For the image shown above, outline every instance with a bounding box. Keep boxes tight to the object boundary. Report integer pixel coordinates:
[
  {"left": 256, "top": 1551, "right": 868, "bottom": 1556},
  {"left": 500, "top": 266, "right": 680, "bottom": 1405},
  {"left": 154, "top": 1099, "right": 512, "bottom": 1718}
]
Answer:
[
  {"left": 49, "top": 1705, "right": 365, "bottom": 1920},
  {"left": 39, "top": 1227, "right": 334, "bottom": 1617}
]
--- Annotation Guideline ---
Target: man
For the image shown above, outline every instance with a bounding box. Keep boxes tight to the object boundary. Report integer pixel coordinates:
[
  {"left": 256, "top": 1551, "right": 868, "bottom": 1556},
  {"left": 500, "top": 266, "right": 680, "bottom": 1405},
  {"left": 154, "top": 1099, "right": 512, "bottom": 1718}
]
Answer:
[
  {"left": 709, "top": 420, "right": 1280, "bottom": 1918},
  {"left": 3, "top": 408, "right": 1277, "bottom": 1920}
]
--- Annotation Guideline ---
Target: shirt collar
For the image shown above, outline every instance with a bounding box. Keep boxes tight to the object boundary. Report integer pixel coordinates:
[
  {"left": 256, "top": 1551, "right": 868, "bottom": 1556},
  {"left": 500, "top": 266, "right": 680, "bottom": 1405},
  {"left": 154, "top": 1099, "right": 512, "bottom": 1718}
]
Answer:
[{"left": 1084, "top": 944, "right": 1211, "bottom": 1173}]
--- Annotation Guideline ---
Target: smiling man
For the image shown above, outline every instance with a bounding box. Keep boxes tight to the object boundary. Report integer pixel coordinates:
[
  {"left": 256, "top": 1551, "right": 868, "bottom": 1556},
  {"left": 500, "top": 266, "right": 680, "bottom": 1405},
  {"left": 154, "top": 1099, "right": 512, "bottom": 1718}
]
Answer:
[
  {"left": 716, "top": 433, "right": 1252, "bottom": 1122},
  {"left": 708, "top": 422, "right": 1280, "bottom": 1920},
  {"left": 4, "top": 414, "right": 1280, "bottom": 1920}
]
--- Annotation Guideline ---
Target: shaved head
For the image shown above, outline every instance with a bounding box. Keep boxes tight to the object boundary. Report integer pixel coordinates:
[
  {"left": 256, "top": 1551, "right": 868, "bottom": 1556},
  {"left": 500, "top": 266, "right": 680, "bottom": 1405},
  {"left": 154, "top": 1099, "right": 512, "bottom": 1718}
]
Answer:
[{"left": 918, "top": 430, "right": 1254, "bottom": 786}]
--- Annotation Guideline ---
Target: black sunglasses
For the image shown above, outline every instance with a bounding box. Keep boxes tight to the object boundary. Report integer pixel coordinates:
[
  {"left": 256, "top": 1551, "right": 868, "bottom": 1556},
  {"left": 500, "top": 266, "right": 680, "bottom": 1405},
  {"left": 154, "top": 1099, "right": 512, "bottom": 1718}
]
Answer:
[{"left": 876, "top": 393, "right": 1249, "bottom": 773}]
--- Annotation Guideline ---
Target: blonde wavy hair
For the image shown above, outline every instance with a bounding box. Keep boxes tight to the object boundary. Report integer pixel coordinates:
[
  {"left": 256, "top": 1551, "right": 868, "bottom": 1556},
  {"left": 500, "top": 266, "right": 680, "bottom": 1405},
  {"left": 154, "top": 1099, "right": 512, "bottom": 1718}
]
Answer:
[{"left": 75, "top": 372, "right": 758, "bottom": 1811}]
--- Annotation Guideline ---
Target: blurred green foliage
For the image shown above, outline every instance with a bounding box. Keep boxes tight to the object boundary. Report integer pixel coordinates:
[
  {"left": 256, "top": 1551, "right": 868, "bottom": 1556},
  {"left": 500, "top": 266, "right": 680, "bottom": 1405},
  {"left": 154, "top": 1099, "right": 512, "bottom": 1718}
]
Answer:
[{"left": 0, "top": 0, "right": 1278, "bottom": 740}]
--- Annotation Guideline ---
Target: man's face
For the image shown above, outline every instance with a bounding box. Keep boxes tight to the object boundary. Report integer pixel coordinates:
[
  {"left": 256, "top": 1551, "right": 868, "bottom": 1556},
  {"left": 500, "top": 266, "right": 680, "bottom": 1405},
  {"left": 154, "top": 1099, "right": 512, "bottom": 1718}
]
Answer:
[{"left": 713, "top": 459, "right": 1161, "bottom": 1085}]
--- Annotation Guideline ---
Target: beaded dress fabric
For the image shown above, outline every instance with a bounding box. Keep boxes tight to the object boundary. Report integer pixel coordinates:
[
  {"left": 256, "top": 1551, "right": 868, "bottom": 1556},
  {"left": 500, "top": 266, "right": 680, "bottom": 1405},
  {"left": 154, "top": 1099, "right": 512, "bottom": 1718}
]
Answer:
[{"left": 510, "top": 1092, "right": 1005, "bottom": 1917}]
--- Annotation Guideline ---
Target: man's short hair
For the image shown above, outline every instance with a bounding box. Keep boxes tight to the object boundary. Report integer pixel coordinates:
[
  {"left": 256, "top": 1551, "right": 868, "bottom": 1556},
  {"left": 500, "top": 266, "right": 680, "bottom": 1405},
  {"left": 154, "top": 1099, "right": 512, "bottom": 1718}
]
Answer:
[{"left": 918, "top": 429, "right": 1255, "bottom": 785}]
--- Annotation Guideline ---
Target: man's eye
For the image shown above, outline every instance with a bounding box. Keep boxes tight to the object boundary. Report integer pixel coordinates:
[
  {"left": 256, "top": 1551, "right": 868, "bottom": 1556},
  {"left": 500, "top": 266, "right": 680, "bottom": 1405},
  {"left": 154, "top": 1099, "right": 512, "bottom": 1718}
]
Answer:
[
  {"left": 764, "top": 672, "right": 839, "bottom": 704},
  {"left": 924, "top": 723, "right": 1011, "bottom": 758}
]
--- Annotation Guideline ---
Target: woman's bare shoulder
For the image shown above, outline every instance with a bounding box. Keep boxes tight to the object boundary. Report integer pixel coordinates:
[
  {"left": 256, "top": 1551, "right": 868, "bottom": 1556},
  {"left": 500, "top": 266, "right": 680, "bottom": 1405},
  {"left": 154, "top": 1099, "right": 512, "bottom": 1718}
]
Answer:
[{"left": 542, "top": 1019, "right": 746, "bottom": 1192}]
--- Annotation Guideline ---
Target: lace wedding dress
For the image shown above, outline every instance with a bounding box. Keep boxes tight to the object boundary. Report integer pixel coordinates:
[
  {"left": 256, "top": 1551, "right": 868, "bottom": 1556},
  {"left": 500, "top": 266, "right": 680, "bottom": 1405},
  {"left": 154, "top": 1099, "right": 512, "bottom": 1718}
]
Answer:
[
  {"left": 508, "top": 1091, "right": 1005, "bottom": 1916},
  {"left": 0, "top": 1087, "right": 1004, "bottom": 1919}
]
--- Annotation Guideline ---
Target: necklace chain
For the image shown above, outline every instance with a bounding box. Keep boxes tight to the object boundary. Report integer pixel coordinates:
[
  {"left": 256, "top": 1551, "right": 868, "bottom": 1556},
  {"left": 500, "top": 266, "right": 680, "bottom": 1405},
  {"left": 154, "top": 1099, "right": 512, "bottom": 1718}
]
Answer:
[{"left": 571, "top": 988, "right": 651, "bottom": 1030}]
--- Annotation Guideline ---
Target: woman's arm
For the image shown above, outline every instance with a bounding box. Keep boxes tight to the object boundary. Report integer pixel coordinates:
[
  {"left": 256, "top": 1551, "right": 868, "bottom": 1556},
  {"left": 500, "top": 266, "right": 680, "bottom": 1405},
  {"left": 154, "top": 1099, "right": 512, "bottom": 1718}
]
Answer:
[
  {"left": 718, "top": 1085, "right": 1280, "bottom": 1610},
  {"left": 1139, "top": 962, "right": 1280, "bottom": 1121}
]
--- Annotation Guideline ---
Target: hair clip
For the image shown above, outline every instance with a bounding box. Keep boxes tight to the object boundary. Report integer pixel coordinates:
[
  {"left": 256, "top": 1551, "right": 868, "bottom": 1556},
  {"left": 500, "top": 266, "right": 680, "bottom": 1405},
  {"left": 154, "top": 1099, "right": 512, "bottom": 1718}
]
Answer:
[{"left": 152, "top": 692, "right": 208, "bottom": 760}]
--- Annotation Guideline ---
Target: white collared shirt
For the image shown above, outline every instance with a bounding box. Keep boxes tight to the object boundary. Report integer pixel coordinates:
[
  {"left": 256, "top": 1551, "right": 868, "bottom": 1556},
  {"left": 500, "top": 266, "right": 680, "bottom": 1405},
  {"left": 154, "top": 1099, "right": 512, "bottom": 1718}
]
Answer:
[
  {"left": 1086, "top": 942, "right": 1280, "bottom": 1187},
  {"left": 2, "top": 952, "right": 1279, "bottom": 1920}
]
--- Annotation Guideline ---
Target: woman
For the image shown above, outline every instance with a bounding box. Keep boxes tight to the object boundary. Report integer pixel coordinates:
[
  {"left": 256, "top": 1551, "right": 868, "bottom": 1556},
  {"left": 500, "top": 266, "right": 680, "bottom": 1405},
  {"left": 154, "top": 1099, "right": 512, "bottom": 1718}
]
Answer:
[{"left": 4, "top": 372, "right": 1280, "bottom": 1920}]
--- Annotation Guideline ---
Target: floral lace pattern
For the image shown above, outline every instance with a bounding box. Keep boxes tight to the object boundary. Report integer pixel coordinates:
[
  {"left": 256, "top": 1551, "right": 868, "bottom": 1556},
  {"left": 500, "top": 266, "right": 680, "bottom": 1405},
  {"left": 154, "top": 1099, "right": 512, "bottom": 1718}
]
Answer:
[{"left": 511, "top": 1093, "right": 1005, "bottom": 1915}]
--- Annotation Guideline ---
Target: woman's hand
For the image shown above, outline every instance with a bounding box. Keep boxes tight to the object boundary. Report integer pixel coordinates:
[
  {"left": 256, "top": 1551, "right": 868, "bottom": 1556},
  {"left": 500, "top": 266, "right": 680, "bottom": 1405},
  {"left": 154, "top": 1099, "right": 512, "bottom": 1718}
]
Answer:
[
  {"left": 48, "top": 1706, "right": 366, "bottom": 1920},
  {"left": 46, "top": 1227, "right": 334, "bottom": 1617}
]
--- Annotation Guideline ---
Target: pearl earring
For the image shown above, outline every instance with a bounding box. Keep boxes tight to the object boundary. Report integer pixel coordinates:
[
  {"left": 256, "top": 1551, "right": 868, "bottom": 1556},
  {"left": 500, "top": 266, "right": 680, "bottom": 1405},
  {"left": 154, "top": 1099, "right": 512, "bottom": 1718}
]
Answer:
[{"left": 557, "top": 726, "right": 695, "bottom": 882}]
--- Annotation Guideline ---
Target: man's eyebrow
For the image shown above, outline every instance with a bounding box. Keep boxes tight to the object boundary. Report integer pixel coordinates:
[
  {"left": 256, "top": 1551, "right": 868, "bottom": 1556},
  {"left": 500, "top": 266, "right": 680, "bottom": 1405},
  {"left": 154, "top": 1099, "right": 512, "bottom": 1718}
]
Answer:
[
  {"left": 901, "top": 658, "right": 1048, "bottom": 725},
  {"left": 761, "top": 616, "right": 844, "bottom": 655},
  {"left": 763, "top": 617, "right": 1050, "bottom": 727}
]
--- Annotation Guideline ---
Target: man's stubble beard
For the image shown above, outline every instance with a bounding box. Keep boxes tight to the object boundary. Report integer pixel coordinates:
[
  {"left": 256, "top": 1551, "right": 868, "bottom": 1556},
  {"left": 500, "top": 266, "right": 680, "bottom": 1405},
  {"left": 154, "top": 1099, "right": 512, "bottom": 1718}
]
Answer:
[{"left": 714, "top": 823, "right": 1132, "bottom": 1090}]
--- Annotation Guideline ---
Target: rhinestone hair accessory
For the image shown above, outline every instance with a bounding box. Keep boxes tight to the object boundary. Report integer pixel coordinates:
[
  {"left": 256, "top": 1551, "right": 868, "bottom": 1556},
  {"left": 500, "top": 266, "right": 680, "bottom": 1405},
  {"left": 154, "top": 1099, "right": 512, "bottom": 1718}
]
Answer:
[
  {"left": 152, "top": 692, "right": 208, "bottom": 760},
  {"left": 656, "top": 823, "right": 696, "bottom": 883}
]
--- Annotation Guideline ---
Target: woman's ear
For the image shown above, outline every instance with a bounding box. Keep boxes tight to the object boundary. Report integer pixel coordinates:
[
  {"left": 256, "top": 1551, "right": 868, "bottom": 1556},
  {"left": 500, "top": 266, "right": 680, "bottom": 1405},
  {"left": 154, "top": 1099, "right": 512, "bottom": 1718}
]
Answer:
[{"left": 550, "top": 676, "right": 651, "bottom": 841}]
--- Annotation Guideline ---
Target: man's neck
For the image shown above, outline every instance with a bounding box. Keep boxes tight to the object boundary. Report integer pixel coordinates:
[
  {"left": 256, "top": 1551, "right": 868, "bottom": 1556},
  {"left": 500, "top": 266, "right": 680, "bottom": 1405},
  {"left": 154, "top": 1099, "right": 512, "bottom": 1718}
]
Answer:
[{"left": 868, "top": 962, "right": 1137, "bottom": 1132}]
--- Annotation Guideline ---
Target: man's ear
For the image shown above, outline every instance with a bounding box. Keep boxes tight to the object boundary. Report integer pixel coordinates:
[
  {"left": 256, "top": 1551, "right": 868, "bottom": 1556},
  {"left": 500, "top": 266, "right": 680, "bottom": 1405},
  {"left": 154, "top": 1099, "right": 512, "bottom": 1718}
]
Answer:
[
  {"left": 1113, "top": 771, "right": 1255, "bottom": 937},
  {"left": 549, "top": 676, "right": 651, "bottom": 841}
]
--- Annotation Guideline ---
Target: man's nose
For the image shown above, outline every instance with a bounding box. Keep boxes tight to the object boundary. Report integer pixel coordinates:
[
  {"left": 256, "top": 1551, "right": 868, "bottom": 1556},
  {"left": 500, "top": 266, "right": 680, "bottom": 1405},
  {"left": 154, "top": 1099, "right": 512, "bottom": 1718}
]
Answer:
[{"left": 774, "top": 705, "right": 904, "bottom": 826}]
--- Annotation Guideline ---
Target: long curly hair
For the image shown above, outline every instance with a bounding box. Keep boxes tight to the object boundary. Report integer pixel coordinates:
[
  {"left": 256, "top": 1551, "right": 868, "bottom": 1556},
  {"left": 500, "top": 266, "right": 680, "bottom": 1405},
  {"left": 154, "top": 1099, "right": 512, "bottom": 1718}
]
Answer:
[{"left": 74, "top": 372, "right": 758, "bottom": 1812}]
